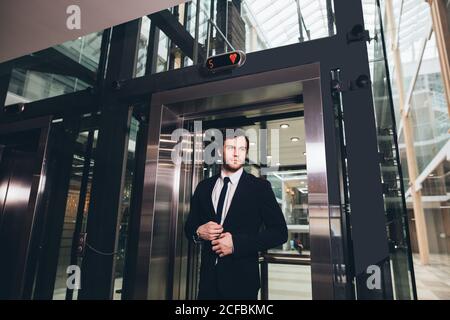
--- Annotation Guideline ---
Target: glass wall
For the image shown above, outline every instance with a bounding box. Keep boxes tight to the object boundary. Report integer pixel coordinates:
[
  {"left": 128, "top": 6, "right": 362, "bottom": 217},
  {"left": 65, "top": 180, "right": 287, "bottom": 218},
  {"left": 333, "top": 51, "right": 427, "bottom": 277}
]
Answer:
[
  {"left": 136, "top": 17, "right": 151, "bottom": 77},
  {"left": 4, "top": 31, "right": 104, "bottom": 107},
  {"left": 51, "top": 113, "right": 140, "bottom": 300},
  {"left": 364, "top": 0, "right": 416, "bottom": 300},
  {"left": 113, "top": 116, "right": 140, "bottom": 300},
  {"left": 138, "top": 0, "right": 336, "bottom": 74},
  {"left": 52, "top": 129, "right": 97, "bottom": 300},
  {"left": 367, "top": 0, "right": 450, "bottom": 300}
]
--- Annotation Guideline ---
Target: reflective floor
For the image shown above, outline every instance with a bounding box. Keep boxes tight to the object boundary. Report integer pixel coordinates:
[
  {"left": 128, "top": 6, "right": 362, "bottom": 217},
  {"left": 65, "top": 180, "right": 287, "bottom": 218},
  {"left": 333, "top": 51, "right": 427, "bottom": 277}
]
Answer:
[
  {"left": 52, "top": 256, "right": 450, "bottom": 300},
  {"left": 414, "top": 254, "right": 450, "bottom": 300},
  {"left": 265, "top": 264, "right": 312, "bottom": 300}
]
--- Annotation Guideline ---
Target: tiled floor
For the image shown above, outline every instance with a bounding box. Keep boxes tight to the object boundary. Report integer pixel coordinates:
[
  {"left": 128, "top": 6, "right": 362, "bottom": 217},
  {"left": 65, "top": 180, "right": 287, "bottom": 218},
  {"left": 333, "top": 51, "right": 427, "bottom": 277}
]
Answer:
[{"left": 413, "top": 254, "right": 450, "bottom": 300}]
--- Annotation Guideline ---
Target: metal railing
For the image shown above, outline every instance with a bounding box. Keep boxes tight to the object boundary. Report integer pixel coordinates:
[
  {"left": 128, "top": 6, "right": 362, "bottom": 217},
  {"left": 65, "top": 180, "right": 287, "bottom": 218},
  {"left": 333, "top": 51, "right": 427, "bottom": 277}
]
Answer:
[{"left": 259, "top": 252, "right": 311, "bottom": 300}]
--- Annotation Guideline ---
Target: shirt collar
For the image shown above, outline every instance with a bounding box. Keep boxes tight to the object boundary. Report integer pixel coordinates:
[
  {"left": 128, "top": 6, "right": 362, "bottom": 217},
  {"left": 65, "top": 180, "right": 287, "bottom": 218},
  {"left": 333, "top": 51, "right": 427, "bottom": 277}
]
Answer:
[{"left": 221, "top": 167, "right": 244, "bottom": 185}]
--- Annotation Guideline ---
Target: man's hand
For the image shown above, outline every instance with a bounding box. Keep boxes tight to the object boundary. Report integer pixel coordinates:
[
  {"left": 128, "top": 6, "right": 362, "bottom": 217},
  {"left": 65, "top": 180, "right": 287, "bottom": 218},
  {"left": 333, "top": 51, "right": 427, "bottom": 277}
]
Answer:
[
  {"left": 212, "top": 232, "right": 233, "bottom": 257},
  {"left": 196, "top": 221, "right": 223, "bottom": 241}
]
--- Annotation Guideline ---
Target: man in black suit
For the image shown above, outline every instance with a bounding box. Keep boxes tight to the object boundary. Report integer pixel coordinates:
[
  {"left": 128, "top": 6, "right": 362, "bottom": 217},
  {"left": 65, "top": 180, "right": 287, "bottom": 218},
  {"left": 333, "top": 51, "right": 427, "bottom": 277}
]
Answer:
[{"left": 184, "top": 129, "right": 288, "bottom": 300}]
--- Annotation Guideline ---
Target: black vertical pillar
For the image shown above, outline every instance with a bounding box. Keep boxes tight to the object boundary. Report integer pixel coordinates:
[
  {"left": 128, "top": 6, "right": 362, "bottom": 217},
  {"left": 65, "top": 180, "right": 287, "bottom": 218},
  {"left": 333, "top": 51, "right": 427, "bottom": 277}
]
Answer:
[
  {"left": 146, "top": 23, "right": 160, "bottom": 75},
  {"left": 0, "top": 62, "right": 13, "bottom": 114},
  {"left": 32, "top": 119, "right": 80, "bottom": 299},
  {"left": 78, "top": 19, "right": 140, "bottom": 299},
  {"left": 121, "top": 108, "right": 149, "bottom": 300},
  {"left": 232, "top": 0, "right": 242, "bottom": 14},
  {"left": 334, "top": 0, "right": 393, "bottom": 299},
  {"left": 216, "top": 0, "right": 228, "bottom": 54}
]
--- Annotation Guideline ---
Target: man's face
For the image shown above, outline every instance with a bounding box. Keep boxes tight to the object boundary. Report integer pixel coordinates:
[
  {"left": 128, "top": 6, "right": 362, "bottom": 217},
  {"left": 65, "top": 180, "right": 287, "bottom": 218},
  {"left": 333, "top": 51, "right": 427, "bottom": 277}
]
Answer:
[{"left": 222, "top": 136, "right": 247, "bottom": 172}]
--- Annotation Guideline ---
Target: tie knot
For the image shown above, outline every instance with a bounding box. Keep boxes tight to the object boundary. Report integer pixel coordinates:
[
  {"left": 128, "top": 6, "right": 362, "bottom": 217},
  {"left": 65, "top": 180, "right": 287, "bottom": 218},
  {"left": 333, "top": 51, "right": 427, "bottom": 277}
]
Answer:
[{"left": 223, "top": 177, "right": 231, "bottom": 185}]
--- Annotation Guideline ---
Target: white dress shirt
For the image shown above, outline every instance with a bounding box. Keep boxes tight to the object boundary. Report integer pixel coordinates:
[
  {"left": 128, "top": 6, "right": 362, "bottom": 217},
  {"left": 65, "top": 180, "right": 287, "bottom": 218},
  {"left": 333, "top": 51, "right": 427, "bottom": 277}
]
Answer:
[{"left": 211, "top": 167, "right": 244, "bottom": 225}]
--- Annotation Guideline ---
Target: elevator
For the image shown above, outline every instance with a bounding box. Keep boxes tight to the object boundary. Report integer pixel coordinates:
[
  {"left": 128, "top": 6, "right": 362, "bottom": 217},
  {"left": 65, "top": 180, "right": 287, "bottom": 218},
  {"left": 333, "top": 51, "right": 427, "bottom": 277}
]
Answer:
[
  {"left": 130, "top": 63, "right": 353, "bottom": 299},
  {"left": 0, "top": 3, "right": 418, "bottom": 298}
]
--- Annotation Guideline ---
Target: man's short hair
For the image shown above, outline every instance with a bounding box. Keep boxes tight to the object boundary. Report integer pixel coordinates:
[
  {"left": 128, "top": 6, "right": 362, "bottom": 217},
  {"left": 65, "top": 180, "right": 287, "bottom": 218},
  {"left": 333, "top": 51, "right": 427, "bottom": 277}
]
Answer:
[{"left": 221, "top": 128, "right": 250, "bottom": 151}]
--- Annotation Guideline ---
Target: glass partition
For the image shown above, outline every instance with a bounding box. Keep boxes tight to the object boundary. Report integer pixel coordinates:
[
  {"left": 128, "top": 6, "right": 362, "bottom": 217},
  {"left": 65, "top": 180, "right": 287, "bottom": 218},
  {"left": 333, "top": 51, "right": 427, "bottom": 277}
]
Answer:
[
  {"left": 363, "top": 0, "right": 416, "bottom": 299},
  {"left": 4, "top": 31, "right": 104, "bottom": 107},
  {"left": 147, "top": 0, "right": 335, "bottom": 73}
]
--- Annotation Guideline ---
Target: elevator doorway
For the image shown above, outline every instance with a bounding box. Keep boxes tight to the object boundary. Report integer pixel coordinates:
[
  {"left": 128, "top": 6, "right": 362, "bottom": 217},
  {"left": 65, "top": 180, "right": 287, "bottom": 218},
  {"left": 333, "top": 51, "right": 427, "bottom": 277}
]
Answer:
[
  {"left": 189, "top": 112, "right": 312, "bottom": 300},
  {"left": 133, "top": 63, "right": 351, "bottom": 300}
]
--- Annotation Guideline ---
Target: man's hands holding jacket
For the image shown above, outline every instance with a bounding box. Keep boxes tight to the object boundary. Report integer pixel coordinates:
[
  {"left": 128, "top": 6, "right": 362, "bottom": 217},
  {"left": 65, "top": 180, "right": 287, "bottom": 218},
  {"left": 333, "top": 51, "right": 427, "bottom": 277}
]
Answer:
[{"left": 196, "top": 221, "right": 234, "bottom": 257}]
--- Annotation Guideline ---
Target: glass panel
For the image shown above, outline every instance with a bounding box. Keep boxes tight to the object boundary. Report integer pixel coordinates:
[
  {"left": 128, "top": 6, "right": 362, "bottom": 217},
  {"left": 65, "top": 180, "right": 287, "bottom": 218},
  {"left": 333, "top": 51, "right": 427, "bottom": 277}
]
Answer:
[
  {"left": 52, "top": 129, "right": 97, "bottom": 300},
  {"left": 408, "top": 31, "right": 450, "bottom": 294},
  {"left": 156, "top": 30, "right": 171, "bottom": 73},
  {"left": 113, "top": 116, "right": 140, "bottom": 299},
  {"left": 396, "top": 0, "right": 432, "bottom": 93},
  {"left": 364, "top": 0, "right": 415, "bottom": 299},
  {"left": 398, "top": 133, "right": 410, "bottom": 189},
  {"left": 4, "top": 31, "right": 104, "bottom": 107},
  {"left": 55, "top": 32, "right": 103, "bottom": 72},
  {"left": 242, "top": 0, "right": 335, "bottom": 52},
  {"left": 409, "top": 34, "right": 450, "bottom": 173},
  {"left": 150, "top": 0, "right": 335, "bottom": 73},
  {"left": 136, "top": 17, "right": 151, "bottom": 77}
]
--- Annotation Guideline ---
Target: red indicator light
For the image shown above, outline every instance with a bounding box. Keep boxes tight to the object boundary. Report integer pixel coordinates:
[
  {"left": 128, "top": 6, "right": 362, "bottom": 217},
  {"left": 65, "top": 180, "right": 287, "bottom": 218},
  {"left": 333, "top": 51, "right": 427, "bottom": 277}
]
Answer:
[
  {"left": 229, "top": 53, "right": 238, "bottom": 64},
  {"left": 203, "top": 50, "right": 246, "bottom": 74}
]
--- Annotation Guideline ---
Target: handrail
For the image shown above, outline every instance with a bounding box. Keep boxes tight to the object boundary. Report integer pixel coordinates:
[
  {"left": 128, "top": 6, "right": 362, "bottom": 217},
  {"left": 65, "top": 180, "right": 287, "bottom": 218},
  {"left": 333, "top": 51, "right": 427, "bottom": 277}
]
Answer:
[{"left": 259, "top": 252, "right": 311, "bottom": 266}]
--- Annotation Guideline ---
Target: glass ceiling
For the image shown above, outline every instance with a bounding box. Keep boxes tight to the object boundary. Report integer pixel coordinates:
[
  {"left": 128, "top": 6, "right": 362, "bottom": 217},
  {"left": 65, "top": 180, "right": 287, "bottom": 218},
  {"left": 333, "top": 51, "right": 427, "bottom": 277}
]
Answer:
[{"left": 243, "top": 0, "right": 335, "bottom": 51}]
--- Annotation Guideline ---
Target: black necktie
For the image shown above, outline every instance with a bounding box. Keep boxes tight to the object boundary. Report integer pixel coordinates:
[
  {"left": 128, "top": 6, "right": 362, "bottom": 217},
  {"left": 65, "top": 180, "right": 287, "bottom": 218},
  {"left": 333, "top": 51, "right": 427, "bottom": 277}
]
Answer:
[{"left": 216, "top": 177, "right": 231, "bottom": 224}]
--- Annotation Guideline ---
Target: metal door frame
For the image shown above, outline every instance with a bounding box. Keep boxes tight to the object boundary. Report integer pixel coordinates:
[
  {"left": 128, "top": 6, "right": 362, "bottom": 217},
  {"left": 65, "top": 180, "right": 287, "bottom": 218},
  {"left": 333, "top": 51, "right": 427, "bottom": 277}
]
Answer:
[
  {"left": 0, "top": 116, "right": 52, "bottom": 299},
  {"left": 134, "top": 63, "right": 343, "bottom": 300}
]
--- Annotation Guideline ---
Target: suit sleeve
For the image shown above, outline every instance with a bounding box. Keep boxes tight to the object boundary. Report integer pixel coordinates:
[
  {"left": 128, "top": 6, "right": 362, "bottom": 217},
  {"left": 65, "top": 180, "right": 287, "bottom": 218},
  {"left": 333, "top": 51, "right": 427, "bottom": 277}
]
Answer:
[
  {"left": 184, "top": 185, "right": 202, "bottom": 243},
  {"left": 232, "top": 180, "right": 288, "bottom": 258}
]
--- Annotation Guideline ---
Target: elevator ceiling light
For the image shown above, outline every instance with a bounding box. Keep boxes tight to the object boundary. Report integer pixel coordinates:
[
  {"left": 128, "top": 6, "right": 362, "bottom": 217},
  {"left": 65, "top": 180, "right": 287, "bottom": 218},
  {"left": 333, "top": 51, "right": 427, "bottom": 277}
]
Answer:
[
  {"left": 280, "top": 123, "right": 290, "bottom": 129},
  {"left": 291, "top": 137, "right": 300, "bottom": 142}
]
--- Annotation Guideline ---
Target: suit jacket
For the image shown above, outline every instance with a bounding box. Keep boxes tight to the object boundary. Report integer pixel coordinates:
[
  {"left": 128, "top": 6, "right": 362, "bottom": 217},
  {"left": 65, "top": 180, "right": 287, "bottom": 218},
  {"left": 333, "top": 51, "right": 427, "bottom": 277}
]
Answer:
[{"left": 184, "top": 170, "right": 288, "bottom": 299}]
